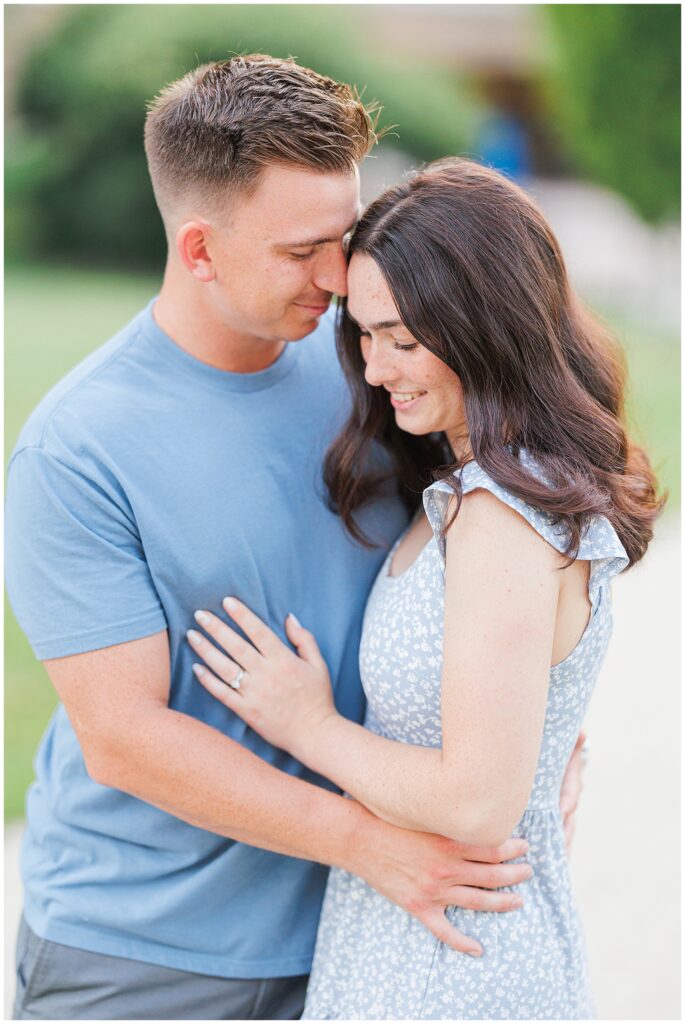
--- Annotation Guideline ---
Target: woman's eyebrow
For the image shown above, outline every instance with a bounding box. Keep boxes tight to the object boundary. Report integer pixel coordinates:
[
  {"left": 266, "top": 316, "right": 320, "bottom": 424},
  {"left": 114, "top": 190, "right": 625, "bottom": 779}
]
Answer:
[{"left": 347, "top": 311, "right": 404, "bottom": 332}]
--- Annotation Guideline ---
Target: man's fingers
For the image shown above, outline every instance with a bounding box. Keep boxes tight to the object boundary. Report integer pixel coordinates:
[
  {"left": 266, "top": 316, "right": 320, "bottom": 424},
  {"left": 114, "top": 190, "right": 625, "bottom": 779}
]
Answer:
[
  {"left": 559, "top": 785, "right": 576, "bottom": 819},
  {"left": 497, "top": 837, "right": 530, "bottom": 862},
  {"left": 456, "top": 860, "right": 532, "bottom": 890},
  {"left": 559, "top": 762, "right": 583, "bottom": 818},
  {"left": 456, "top": 837, "right": 529, "bottom": 864},
  {"left": 447, "top": 885, "right": 524, "bottom": 914},
  {"left": 559, "top": 737, "right": 585, "bottom": 817},
  {"left": 418, "top": 908, "right": 483, "bottom": 957}
]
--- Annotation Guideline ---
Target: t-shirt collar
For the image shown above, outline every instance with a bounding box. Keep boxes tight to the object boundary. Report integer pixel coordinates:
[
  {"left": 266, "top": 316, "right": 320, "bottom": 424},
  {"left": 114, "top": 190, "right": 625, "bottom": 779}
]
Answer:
[{"left": 139, "top": 298, "right": 301, "bottom": 393}]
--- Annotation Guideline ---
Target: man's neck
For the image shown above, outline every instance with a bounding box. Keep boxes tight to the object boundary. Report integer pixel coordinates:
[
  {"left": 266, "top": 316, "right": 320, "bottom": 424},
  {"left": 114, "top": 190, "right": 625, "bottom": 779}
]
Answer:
[{"left": 153, "top": 269, "right": 286, "bottom": 374}]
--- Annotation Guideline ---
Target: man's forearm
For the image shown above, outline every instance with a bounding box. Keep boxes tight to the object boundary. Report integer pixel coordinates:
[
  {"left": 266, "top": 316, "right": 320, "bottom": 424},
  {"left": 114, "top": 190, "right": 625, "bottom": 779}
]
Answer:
[{"left": 88, "top": 704, "right": 371, "bottom": 870}]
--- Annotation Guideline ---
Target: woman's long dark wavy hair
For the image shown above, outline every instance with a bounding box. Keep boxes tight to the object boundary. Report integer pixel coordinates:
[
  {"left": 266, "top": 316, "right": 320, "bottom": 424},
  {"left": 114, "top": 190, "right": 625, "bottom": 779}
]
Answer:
[{"left": 324, "top": 158, "right": 664, "bottom": 567}]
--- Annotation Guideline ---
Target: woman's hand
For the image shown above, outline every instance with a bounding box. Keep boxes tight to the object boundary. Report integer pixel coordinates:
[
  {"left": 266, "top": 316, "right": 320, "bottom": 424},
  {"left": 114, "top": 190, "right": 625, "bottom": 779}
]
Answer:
[{"left": 187, "top": 597, "right": 337, "bottom": 758}]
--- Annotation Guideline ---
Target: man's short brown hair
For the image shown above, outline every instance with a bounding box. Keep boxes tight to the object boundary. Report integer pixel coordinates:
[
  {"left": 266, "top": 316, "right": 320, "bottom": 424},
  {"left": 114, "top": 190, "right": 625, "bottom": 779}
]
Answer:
[{"left": 144, "top": 54, "right": 379, "bottom": 215}]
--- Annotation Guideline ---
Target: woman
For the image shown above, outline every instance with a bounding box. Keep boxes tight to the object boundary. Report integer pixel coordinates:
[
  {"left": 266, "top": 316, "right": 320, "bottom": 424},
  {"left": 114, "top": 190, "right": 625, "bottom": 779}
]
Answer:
[{"left": 188, "top": 159, "right": 662, "bottom": 1019}]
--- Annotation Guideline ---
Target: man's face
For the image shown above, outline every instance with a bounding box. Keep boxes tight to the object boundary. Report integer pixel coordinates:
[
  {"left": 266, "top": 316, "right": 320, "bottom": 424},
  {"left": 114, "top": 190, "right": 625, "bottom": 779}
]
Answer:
[{"left": 203, "top": 164, "right": 361, "bottom": 343}]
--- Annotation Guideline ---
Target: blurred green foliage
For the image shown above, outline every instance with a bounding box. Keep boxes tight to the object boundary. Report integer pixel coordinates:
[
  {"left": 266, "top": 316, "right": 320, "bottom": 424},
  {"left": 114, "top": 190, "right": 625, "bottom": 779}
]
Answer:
[
  {"left": 7, "top": 4, "right": 480, "bottom": 268},
  {"left": 4, "top": 265, "right": 678, "bottom": 818},
  {"left": 543, "top": 4, "right": 680, "bottom": 222}
]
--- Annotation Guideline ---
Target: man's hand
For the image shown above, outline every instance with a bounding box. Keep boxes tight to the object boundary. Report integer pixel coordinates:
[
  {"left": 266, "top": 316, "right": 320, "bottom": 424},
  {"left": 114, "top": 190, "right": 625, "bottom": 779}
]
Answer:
[
  {"left": 347, "top": 805, "right": 531, "bottom": 957},
  {"left": 559, "top": 729, "right": 586, "bottom": 854}
]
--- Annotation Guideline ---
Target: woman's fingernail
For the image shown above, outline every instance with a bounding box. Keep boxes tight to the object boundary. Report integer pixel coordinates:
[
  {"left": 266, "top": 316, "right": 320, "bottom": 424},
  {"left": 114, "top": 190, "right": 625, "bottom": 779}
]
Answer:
[
  {"left": 223, "top": 597, "right": 238, "bottom": 613},
  {"left": 194, "top": 610, "right": 209, "bottom": 625},
  {"left": 524, "top": 867, "right": 533, "bottom": 879},
  {"left": 192, "top": 664, "right": 206, "bottom": 677},
  {"left": 288, "top": 612, "right": 301, "bottom": 628},
  {"left": 187, "top": 629, "right": 202, "bottom": 645},
  {"left": 511, "top": 896, "right": 523, "bottom": 908},
  {"left": 467, "top": 947, "right": 483, "bottom": 957}
]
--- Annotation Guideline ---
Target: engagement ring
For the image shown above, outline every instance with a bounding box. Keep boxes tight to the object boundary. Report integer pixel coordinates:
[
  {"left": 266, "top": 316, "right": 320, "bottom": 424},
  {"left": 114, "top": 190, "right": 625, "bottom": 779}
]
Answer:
[{"left": 230, "top": 669, "right": 245, "bottom": 691}]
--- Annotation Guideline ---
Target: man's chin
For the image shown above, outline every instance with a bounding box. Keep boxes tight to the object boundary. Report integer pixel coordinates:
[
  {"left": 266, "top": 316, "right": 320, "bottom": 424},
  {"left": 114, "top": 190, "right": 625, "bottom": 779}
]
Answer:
[{"left": 282, "top": 316, "right": 326, "bottom": 341}]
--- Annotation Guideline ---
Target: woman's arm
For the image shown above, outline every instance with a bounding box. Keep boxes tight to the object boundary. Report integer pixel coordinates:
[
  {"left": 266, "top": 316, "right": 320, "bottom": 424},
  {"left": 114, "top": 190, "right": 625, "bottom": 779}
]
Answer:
[
  {"left": 192, "top": 489, "right": 561, "bottom": 846},
  {"left": 294, "top": 489, "right": 559, "bottom": 845}
]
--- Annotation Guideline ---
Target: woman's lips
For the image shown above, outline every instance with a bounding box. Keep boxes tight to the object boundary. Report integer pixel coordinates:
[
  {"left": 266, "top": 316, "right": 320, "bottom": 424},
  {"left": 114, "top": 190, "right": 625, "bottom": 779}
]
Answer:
[{"left": 389, "top": 390, "right": 427, "bottom": 411}]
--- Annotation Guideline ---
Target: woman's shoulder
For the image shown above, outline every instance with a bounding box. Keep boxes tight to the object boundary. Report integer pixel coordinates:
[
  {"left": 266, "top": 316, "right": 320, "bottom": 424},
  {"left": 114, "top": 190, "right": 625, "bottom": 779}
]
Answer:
[
  {"left": 423, "top": 452, "right": 567, "bottom": 557},
  {"left": 423, "top": 450, "right": 628, "bottom": 574}
]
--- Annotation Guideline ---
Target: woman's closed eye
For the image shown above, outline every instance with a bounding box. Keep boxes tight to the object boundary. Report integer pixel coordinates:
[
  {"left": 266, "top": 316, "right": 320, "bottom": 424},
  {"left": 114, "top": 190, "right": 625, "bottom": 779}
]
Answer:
[{"left": 358, "top": 329, "right": 418, "bottom": 353}]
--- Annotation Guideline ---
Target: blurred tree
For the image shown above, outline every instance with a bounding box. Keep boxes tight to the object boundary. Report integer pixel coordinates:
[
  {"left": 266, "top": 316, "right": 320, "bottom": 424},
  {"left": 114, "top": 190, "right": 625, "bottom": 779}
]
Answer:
[
  {"left": 7, "top": 4, "right": 479, "bottom": 268},
  {"left": 543, "top": 4, "right": 680, "bottom": 223}
]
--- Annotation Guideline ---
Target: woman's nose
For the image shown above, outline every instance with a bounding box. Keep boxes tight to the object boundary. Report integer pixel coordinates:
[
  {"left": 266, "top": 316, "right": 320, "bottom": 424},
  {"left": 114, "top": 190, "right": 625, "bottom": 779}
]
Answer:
[{"left": 363, "top": 339, "right": 396, "bottom": 388}]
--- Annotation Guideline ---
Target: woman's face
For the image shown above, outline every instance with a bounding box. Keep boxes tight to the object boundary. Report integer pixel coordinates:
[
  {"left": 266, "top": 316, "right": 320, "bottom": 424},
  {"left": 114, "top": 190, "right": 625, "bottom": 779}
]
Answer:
[{"left": 347, "top": 253, "right": 468, "bottom": 453}]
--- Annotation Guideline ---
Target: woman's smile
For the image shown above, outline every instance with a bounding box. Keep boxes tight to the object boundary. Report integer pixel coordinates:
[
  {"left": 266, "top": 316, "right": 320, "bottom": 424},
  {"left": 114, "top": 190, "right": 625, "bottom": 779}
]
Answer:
[{"left": 387, "top": 388, "right": 428, "bottom": 410}]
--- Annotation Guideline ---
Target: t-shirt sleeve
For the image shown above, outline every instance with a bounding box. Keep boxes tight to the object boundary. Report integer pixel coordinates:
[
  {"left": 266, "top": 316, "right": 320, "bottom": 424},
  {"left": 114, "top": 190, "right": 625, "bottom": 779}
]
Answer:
[{"left": 5, "top": 446, "right": 167, "bottom": 659}]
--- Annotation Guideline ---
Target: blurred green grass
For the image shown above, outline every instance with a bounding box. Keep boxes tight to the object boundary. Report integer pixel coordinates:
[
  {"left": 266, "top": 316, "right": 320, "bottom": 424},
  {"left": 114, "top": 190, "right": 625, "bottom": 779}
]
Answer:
[{"left": 4, "top": 265, "right": 680, "bottom": 819}]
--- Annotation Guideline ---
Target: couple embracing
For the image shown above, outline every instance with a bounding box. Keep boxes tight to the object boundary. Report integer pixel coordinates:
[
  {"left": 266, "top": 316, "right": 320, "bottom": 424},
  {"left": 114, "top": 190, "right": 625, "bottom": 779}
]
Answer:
[{"left": 6, "top": 55, "right": 661, "bottom": 1021}]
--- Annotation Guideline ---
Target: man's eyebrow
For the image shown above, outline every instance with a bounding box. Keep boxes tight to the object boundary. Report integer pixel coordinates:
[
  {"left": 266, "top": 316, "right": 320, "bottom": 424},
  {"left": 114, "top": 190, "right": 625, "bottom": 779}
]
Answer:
[
  {"left": 276, "top": 218, "right": 359, "bottom": 249},
  {"left": 346, "top": 311, "right": 404, "bottom": 332}
]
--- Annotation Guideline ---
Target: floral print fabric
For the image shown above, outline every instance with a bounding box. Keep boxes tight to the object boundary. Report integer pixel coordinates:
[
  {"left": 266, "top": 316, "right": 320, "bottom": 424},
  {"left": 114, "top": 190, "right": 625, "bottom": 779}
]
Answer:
[{"left": 303, "top": 457, "right": 628, "bottom": 1020}]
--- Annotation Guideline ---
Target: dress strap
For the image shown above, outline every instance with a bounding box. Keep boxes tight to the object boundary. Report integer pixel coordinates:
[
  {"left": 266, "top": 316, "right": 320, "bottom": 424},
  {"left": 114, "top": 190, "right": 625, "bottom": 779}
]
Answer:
[{"left": 423, "top": 455, "right": 629, "bottom": 607}]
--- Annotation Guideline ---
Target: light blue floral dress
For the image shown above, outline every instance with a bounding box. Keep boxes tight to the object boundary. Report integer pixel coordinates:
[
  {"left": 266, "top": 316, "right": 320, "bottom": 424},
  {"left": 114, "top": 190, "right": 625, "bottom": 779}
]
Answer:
[{"left": 303, "top": 455, "right": 628, "bottom": 1020}]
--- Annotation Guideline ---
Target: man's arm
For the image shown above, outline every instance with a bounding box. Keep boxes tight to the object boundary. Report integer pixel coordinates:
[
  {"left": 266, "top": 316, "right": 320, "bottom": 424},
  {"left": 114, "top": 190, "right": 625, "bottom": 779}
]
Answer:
[
  {"left": 50, "top": 630, "right": 361, "bottom": 860},
  {"left": 45, "top": 629, "right": 532, "bottom": 956}
]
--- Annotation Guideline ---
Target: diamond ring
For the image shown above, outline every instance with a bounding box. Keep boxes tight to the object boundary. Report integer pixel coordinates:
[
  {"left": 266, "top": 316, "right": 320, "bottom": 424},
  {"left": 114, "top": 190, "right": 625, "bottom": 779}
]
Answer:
[{"left": 230, "top": 668, "right": 245, "bottom": 692}]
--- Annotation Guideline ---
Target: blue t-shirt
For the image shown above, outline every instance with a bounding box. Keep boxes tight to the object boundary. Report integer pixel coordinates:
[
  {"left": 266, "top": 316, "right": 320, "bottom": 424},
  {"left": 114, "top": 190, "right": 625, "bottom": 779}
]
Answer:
[{"left": 5, "top": 301, "right": 408, "bottom": 978}]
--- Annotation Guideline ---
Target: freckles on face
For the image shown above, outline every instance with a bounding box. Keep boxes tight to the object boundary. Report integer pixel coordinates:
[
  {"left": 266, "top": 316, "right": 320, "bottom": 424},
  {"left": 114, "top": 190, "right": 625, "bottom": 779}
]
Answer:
[
  {"left": 347, "top": 253, "right": 399, "bottom": 332},
  {"left": 402, "top": 348, "right": 466, "bottom": 438},
  {"left": 348, "top": 253, "right": 466, "bottom": 439},
  {"left": 208, "top": 165, "right": 360, "bottom": 341}
]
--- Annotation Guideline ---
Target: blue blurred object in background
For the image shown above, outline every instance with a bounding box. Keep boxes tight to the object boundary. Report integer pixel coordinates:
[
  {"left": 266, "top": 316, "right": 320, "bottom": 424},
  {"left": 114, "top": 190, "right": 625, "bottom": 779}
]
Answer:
[{"left": 475, "top": 111, "right": 532, "bottom": 183}]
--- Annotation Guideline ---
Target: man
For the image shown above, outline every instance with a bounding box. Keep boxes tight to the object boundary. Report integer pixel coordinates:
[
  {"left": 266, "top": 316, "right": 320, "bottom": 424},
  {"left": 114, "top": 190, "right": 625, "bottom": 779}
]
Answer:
[{"left": 6, "top": 55, "right": 583, "bottom": 1020}]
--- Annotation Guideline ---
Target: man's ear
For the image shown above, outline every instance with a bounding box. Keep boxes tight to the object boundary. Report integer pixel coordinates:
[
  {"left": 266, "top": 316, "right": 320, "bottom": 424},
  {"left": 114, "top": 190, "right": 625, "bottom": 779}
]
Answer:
[{"left": 176, "top": 221, "right": 216, "bottom": 282}]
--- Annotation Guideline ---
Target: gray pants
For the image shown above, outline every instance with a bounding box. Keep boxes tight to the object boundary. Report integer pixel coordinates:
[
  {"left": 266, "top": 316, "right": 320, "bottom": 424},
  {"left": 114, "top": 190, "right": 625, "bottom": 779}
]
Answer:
[{"left": 13, "top": 917, "right": 308, "bottom": 1020}]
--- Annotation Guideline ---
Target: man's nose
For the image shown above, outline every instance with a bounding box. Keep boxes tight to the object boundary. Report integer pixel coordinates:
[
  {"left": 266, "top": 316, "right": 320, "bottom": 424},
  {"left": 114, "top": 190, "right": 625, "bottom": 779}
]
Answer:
[{"left": 312, "top": 244, "right": 349, "bottom": 297}]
